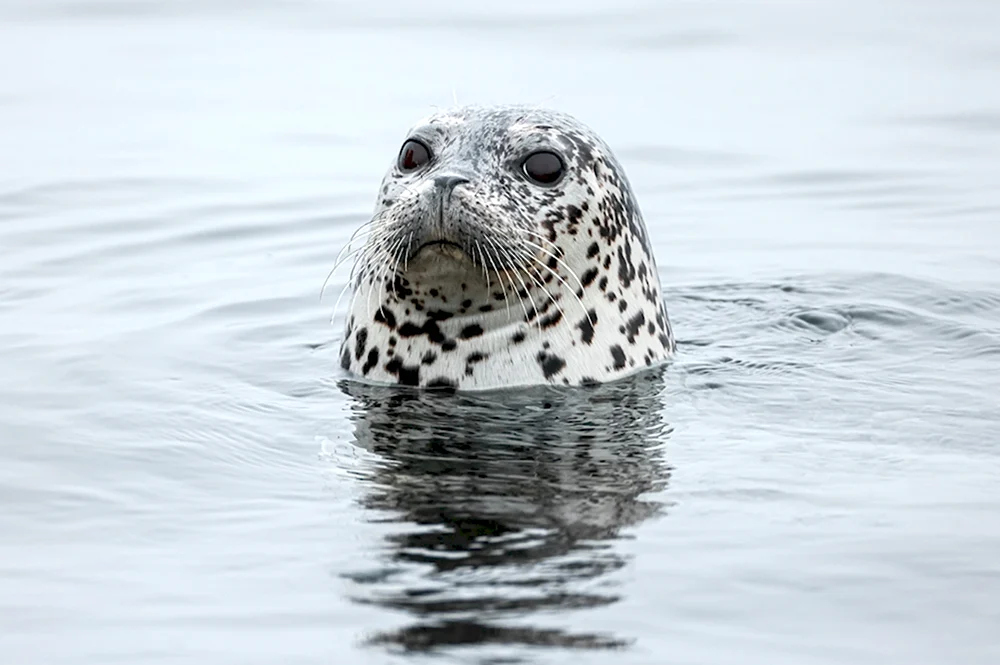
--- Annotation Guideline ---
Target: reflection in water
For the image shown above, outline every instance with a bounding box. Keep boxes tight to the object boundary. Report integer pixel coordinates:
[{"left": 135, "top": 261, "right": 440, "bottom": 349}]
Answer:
[{"left": 337, "top": 370, "right": 674, "bottom": 653}]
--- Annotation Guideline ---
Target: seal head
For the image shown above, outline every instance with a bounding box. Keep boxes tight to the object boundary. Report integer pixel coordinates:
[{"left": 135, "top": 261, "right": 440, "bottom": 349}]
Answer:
[{"left": 339, "top": 105, "right": 675, "bottom": 390}]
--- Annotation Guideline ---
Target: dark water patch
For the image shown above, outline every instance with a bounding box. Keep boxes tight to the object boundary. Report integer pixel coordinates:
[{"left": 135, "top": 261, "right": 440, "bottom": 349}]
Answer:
[
  {"left": 367, "top": 619, "right": 630, "bottom": 652},
  {"left": 334, "top": 371, "right": 672, "bottom": 656}
]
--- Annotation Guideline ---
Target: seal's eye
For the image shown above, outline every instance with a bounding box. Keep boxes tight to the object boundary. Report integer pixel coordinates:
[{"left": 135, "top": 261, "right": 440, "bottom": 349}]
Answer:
[
  {"left": 522, "top": 151, "right": 564, "bottom": 185},
  {"left": 398, "top": 139, "right": 431, "bottom": 172}
]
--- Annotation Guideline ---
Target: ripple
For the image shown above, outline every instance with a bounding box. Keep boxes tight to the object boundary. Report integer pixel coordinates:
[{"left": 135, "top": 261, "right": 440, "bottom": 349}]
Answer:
[{"left": 787, "top": 309, "right": 851, "bottom": 334}]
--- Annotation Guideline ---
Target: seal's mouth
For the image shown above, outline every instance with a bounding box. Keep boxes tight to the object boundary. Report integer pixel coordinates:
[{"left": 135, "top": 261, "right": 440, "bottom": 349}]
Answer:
[
  {"left": 416, "top": 239, "right": 464, "bottom": 253},
  {"left": 409, "top": 239, "right": 471, "bottom": 264}
]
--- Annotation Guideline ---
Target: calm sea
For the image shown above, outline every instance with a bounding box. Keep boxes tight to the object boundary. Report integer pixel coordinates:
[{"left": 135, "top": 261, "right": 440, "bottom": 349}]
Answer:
[{"left": 2, "top": 1, "right": 999, "bottom": 663}]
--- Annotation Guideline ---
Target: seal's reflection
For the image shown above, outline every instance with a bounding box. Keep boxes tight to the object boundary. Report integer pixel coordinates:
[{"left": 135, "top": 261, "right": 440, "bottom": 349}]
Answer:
[{"left": 338, "top": 369, "right": 674, "bottom": 653}]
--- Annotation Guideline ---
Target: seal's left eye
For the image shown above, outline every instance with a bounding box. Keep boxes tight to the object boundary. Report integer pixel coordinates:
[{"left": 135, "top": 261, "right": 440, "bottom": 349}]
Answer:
[
  {"left": 398, "top": 140, "right": 431, "bottom": 172},
  {"left": 522, "top": 151, "right": 564, "bottom": 185}
]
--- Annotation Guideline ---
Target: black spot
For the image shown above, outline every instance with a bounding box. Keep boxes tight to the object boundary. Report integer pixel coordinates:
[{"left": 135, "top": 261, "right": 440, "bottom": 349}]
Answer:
[
  {"left": 398, "top": 322, "right": 421, "bottom": 337},
  {"left": 479, "top": 304, "right": 494, "bottom": 313},
  {"left": 427, "top": 377, "right": 457, "bottom": 390},
  {"left": 577, "top": 308, "right": 597, "bottom": 344},
  {"left": 618, "top": 299, "right": 628, "bottom": 313},
  {"left": 427, "top": 310, "right": 453, "bottom": 322},
  {"left": 625, "top": 311, "right": 645, "bottom": 344},
  {"left": 598, "top": 276, "right": 608, "bottom": 291},
  {"left": 511, "top": 331, "right": 526, "bottom": 344},
  {"left": 392, "top": 275, "right": 412, "bottom": 298},
  {"left": 610, "top": 344, "right": 626, "bottom": 370},
  {"left": 460, "top": 324, "right": 484, "bottom": 339},
  {"left": 647, "top": 322, "right": 655, "bottom": 335},
  {"left": 566, "top": 204, "right": 583, "bottom": 228},
  {"left": 524, "top": 303, "right": 540, "bottom": 323},
  {"left": 587, "top": 242, "right": 600, "bottom": 258},
  {"left": 421, "top": 351, "right": 437, "bottom": 365},
  {"left": 354, "top": 328, "right": 368, "bottom": 361},
  {"left": 539, "top": 311, "right": 563, "bottom": 329},
  {"left": 362, "top": 348, "right": 379, "bottom": 375},
  {"left": 374, "top": 307, "right": 397, "bottom": 329},
  {"left": 442, "top": 339, "right": 457, "bottom": 352},
  {"left": 399, "top": 366, "right": 420, "bottom": 385},
  {"left": 580, "top": 377, "right": 599, "bottom": 387},
  {"left": 461, "top": 299, "right": 472, "bottom": 308},
  {"left": 536, "top": 351, "right": 566, "bottom": 379},
  {"left": 464, "top": 352, "right": 487, "bottom": 376},
  {"left": 339, "top": 344, "right": 351, "bottom": 370},
  {"left": 398, "top": 320, "right": 446, "bottom": 345},
  {"left": 581, "top": 267, "right": 599, "bottom": 287},
  {"left": 659, "top": 333, "right": 671, "bottom": 349},
  {"left": 617, "top": 241, "right": 636, "bottom": 288},
  {"left": 385, "top": 358, "right": 419, "bottom": 386}
]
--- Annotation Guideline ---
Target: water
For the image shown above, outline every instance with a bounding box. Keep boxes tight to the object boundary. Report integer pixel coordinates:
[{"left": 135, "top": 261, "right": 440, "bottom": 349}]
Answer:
[{"left": 2, "top": 1, "right": 999, "bottom": 663}]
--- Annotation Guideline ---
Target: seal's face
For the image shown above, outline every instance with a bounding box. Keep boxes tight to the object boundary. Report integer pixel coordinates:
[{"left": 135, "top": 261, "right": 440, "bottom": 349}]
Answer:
[
  {"left": 341, "top": 105, "right": 674, "bottom": 391},
  {"left": 355, "top": 106, "right": 635, "bottom": 308}
]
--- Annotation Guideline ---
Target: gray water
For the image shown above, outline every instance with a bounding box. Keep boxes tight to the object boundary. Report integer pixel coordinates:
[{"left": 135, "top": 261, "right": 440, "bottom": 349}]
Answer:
[{"left": 2, "top": 1, "right": 999, "bottom": 663}]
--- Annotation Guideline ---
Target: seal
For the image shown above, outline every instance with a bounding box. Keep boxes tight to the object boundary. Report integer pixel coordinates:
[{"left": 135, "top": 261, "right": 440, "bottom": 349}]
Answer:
[{"left": 336, "top": 105, "right": 676, "bottom": 390}]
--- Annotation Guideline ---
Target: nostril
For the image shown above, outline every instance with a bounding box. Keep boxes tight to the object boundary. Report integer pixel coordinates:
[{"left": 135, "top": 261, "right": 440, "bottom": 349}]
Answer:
[{"left": 434, "top": 175, "right": 470, "bottom": 193}]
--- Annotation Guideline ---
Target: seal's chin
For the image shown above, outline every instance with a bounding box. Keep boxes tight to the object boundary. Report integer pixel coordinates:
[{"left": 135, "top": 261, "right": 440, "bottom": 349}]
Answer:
[
  {"left": 414, "top": 239, "right": 466, "bottom": 259},
  {"left": 403, "top": 238, "right": 480, "bottom": 280}
]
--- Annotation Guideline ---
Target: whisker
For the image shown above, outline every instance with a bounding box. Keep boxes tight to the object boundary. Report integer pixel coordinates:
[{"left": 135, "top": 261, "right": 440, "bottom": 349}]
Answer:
[
  {"left": 494, "top": 244, "right": 535, "bottom": 328},
  {"left": 520, "top": 231, "right": 585, "bottom": 292},
  {"left": 505, "top": 249, "right": 555, "bottom": 332},
  {"left": 481, "top": 235, "right": 512, "bottom": 321},
  {"left": 522, "top": 247, "right": 589, "bottom": 319}
]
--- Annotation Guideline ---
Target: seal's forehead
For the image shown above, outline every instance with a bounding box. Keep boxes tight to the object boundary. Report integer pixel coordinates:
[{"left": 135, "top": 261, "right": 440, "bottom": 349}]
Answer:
[{"left": 416, "top": 105, "right": 593, "bottom": 138}]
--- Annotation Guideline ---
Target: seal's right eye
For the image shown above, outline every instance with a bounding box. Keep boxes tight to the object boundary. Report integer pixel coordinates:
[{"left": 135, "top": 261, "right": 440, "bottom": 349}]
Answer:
[
  {"left": 398, "top": 139, "right": 432, "bottom": 172},
  {"left": 521, "top": 151, "right": 564, "bottom": 186}
]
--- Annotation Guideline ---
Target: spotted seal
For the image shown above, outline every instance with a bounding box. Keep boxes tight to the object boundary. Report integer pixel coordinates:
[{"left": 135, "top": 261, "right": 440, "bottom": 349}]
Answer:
[{"left": 336, "top": 105, "right": 676, "bottom": 390}]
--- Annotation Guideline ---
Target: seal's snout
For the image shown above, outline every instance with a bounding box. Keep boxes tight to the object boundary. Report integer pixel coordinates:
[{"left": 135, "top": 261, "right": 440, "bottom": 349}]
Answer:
[
  {"left": 433, "top": 174, "right": 469, "bottom": 195},
  {"left": 400, "top": 172, "right": 476, "bottom": 264}
]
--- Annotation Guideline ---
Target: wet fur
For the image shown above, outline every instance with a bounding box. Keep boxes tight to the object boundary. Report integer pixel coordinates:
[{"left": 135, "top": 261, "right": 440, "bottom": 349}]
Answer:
[{"left": 337, "top": 105, "right": 676, "bottom": 390}]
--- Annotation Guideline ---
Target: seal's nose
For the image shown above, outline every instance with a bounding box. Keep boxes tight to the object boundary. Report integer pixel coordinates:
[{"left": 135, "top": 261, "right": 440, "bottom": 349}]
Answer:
[{"left": 434, "top": 174, "right": 469, "bottom": 194}]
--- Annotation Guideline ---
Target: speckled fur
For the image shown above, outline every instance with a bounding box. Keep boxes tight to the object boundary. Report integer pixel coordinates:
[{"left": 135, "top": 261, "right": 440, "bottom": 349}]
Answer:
[{"left": 338, "top": 105, "right": 675, "bottom": 390}]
